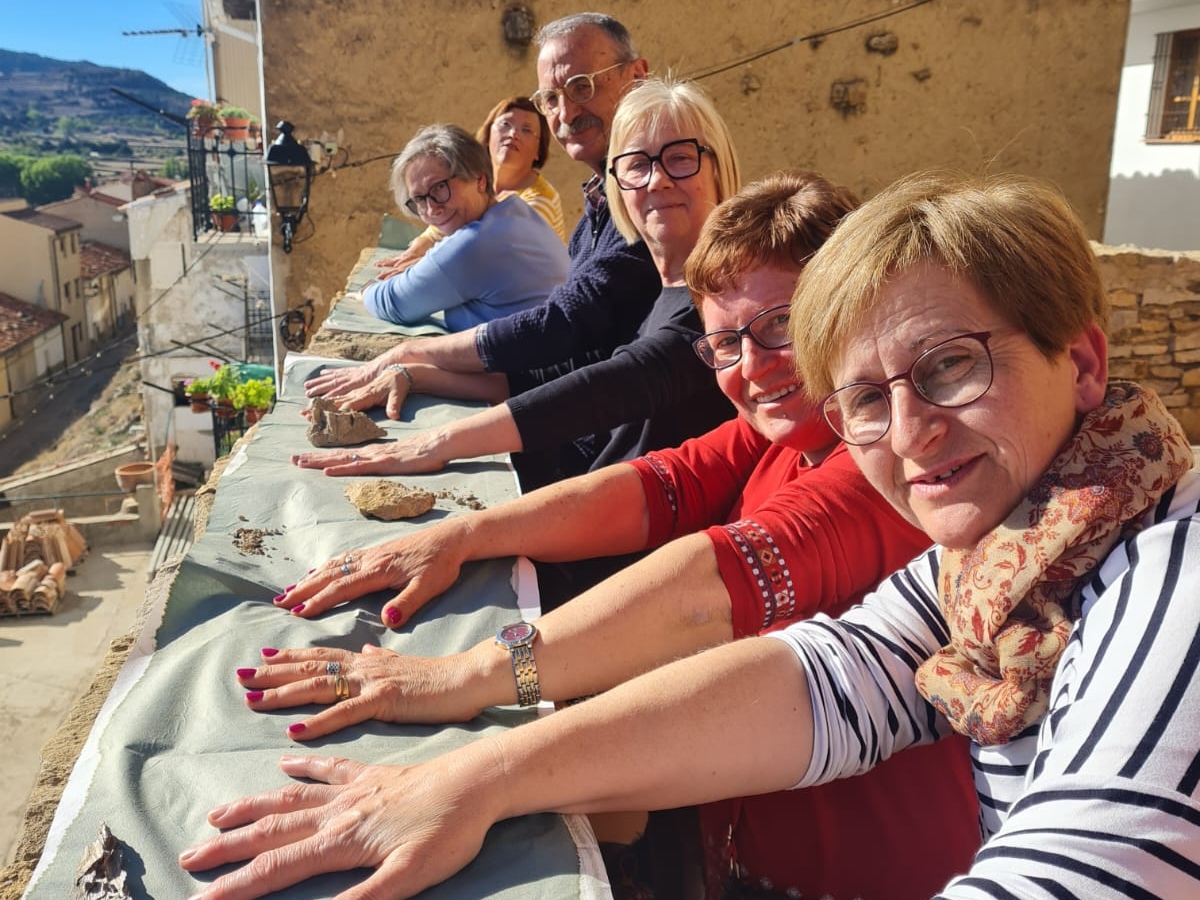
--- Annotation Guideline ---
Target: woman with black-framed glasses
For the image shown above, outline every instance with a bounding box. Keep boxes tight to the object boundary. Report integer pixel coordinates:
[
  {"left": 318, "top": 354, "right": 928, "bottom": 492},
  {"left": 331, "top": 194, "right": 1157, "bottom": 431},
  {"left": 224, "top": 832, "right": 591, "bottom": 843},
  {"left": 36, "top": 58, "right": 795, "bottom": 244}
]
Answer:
[{"left": 359, "top": 123, "right": 568, "bottom": 331}]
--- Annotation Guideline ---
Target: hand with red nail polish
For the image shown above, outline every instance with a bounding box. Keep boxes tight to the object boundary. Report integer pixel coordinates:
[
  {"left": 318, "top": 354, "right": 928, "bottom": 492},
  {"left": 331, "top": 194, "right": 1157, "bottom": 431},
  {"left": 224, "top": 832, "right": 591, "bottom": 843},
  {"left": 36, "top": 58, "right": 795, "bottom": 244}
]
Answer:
[
  {"left": 266, "top": 517, "right": 473, "bottom": 625},
  {"left": 227, "top": 643, "right": 494, "bottom": 737}
]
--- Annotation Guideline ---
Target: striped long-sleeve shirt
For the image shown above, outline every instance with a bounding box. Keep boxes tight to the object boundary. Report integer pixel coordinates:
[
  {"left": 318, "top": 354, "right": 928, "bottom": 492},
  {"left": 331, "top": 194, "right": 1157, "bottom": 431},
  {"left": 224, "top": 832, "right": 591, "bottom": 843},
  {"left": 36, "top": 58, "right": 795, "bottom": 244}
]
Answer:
[{"left": 768, "top": 468, "right": 1200, "bottom": 898}]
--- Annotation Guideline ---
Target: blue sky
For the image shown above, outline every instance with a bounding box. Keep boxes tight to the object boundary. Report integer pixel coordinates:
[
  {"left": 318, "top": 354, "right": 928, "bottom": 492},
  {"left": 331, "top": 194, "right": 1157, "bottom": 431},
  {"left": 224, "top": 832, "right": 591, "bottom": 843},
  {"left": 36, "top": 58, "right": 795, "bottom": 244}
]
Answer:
[{"left": 2, "top": 0, "right": 209, "bottom": 99}]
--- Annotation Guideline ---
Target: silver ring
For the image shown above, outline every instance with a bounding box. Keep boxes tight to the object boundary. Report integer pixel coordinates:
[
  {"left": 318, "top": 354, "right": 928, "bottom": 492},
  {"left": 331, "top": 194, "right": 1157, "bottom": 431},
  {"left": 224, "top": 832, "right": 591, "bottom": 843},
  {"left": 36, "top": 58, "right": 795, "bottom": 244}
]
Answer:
[
  {"left": 326, "top": 661, "right": 341, "bottom": 676},
  {"left": 340, "top": 562, "right": 352, "bottom": 576},
  {"left": 351, "top": 453, "right": 360, "bottom": 461}
]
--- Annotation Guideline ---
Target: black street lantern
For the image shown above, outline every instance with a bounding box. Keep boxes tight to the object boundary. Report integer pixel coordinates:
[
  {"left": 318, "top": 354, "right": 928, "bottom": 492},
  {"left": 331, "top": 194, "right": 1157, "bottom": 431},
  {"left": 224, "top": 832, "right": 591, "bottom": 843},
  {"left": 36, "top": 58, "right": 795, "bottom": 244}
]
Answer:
[{"left": 265, "top": 121, "right": 312, "bottom": 253}]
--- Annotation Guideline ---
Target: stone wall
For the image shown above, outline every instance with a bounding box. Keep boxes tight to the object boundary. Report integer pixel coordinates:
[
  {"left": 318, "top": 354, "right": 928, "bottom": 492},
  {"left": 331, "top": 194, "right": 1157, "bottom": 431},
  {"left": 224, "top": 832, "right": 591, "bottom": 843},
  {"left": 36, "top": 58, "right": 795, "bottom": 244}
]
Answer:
[{"left": 1096, "top": 244, "right": 1200, "bottom": 441}]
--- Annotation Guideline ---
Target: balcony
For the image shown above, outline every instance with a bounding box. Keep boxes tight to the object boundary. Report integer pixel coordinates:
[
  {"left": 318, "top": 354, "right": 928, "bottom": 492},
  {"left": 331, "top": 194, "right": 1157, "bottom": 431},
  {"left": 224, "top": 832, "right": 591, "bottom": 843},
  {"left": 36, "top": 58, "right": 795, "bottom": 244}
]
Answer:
[{"left": 186, "top": 122, "right": 267, "bottom": 240}]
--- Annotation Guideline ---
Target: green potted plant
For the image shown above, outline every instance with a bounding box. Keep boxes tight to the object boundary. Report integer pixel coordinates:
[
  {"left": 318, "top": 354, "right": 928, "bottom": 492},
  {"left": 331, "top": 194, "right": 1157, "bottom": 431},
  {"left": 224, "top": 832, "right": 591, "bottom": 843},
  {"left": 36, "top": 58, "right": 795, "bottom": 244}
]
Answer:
[
  {"left": 234, "top": 376, "right": 275, "bottom": 424},
  {"left": 184, "top": 376, "right": 212, "bottom": 412},
  {"left": 210, "top": 194, "right": 237, "bottom": 232},
  {"left": 219, "top": 105, "right": 253, "bottom": 142},
  {"left": 208, "top": 363, "right": 240, "bottom": 410}
]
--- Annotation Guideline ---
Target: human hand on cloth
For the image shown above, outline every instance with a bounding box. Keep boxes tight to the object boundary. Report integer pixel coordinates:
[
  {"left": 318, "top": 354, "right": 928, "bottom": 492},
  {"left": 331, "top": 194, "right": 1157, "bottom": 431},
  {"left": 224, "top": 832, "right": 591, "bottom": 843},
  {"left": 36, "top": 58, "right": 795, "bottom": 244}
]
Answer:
[
  {"left": 237, "top": 643, "right": 490, "bottom": 736},
  {"left": 271, "top": 523, "right": 469, "bottom": 626},
  {"left": 179, "top": 752, "right": 499, "bottom": 900},
  {"left": 290, "top": 426, "right": 450, "bottom": 476}
]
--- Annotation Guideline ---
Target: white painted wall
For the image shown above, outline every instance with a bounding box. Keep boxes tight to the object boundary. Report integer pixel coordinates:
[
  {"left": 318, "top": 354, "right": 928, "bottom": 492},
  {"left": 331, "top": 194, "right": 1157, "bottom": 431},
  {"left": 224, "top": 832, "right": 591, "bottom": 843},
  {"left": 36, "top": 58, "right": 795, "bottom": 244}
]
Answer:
[{"left": 1106, "top": 0, "right": 1200, "bottom": 250}]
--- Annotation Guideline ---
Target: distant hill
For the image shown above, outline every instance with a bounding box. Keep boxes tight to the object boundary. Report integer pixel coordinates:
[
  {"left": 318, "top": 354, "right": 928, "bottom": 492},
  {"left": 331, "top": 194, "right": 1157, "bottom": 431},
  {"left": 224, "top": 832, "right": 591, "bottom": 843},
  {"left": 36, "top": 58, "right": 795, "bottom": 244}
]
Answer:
[{"left": 0, "top": 48, "right": 194, "bottom": 138}]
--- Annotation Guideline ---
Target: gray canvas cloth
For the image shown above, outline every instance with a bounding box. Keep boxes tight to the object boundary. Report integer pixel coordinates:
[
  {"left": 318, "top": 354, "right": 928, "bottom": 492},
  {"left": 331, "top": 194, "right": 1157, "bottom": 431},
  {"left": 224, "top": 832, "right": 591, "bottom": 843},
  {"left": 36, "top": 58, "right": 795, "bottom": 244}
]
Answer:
[
  {"left": 23, "top": 354, "right": 607, "bottom": 900},
  {"left": 325, "top": 248, "right": 450, "bottom": 336}
]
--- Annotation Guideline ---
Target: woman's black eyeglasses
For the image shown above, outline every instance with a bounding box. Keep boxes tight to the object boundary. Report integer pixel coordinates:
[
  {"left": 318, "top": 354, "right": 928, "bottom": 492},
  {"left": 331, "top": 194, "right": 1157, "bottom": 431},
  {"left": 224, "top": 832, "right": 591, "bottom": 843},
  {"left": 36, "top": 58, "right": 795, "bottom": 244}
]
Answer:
[
  {"left": 609, "top": 139, "right": 712, "bottom": 191},
  {"left": 405, "top": 179, "right": 452, "bottom": 215},
  {"left": 692, "top": 305, "right": 792, "bottom": 370}
]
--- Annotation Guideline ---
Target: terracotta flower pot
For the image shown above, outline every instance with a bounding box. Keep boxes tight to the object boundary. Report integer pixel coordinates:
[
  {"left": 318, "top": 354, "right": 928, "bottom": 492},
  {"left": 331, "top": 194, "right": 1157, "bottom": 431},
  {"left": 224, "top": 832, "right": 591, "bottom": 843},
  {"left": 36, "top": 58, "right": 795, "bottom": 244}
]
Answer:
[
  {"left": 214, "top": 213, "right": 238, "bottom": 233},
  {"left": 188, "top": 392, "right": 211, "bottom": 413},
  {"left": 222, "top": 116, "right": 251, "bottom": 142},
  {"left": 243, "top": 406, "right": 268, "bottom": 425},
  {"left": 115, "top": 462, "right": 155, "bottom": 493}
]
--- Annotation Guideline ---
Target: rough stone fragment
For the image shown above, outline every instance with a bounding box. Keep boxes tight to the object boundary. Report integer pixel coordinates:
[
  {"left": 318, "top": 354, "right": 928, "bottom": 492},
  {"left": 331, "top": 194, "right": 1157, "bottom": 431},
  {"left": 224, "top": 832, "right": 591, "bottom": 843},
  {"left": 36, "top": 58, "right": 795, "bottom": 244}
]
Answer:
[
  {"left": 345, "top": 480, "right": 436, "bottom": 519},
  {"left": 306, "top": 397, "right": 386, "bottom": 447}
]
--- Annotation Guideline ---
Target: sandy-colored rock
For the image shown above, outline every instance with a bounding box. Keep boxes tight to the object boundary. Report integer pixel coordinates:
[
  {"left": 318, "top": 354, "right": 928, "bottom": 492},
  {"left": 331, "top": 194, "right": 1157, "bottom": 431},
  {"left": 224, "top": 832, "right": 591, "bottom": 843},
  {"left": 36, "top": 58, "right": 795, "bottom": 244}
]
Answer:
[
  {"left": 306, "top": 397, "right": 386, "bottom": 447},
  {"left": 345, "top": 480, "right": 435, "bottom": 520}
]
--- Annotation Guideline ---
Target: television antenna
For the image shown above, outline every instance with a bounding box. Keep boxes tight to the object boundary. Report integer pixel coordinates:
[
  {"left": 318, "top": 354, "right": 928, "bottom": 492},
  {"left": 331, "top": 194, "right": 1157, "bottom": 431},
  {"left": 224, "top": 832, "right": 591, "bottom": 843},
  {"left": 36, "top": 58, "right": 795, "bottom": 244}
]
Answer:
[{"left": 122, "top": 1, "right": 213, "bottom": 92}]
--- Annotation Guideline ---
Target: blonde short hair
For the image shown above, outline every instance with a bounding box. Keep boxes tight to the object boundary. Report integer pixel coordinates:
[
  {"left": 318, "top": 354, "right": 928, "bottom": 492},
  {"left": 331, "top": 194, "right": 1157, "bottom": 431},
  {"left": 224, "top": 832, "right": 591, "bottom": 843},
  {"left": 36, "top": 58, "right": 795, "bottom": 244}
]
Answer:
[
  {"left": 790, "top": 171, "right": 1111, "bottom": 398},
  {"left": 605, "top": 76, "right": 741, "bottom": 243}
]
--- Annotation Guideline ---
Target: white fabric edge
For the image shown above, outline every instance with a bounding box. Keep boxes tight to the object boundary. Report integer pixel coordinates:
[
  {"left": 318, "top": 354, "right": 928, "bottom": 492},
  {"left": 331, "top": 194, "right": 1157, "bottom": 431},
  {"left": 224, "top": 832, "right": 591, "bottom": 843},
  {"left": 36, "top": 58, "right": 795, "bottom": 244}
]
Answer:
[
  {"left": 22, "top": 568, "right": 171, "bottom": 897},
  {"left": 564, "top": 813, "right": 612, "bottom": 900}
]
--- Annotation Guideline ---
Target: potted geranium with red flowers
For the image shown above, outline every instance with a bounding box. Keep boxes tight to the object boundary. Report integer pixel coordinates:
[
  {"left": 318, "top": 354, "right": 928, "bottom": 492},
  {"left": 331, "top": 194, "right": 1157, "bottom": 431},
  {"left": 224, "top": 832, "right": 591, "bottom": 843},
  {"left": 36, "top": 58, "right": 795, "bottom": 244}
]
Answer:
[{"left": 187, "top": 99, "right": 220, "bottom": 139}]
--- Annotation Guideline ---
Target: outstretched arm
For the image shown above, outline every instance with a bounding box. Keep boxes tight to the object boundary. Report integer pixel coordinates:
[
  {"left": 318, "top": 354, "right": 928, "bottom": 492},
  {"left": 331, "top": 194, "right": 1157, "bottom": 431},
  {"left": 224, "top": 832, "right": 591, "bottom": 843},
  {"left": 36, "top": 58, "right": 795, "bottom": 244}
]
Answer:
[
  {"left": 274, "top": 463, "right": 650, "bottom": 620},
  {"left": 242, "top": 530, "right": 731, "bottom": 736},
  {"left": 182, "top": 636, "right": 814, "bottom": 900}
]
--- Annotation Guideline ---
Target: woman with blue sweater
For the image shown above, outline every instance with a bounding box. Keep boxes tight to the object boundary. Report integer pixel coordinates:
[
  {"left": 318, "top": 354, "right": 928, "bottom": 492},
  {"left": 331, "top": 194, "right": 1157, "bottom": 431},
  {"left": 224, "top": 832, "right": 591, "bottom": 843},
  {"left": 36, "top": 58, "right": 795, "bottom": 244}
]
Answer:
[{"left": 362, "top": 124, "right": 568, "bottom": 331}]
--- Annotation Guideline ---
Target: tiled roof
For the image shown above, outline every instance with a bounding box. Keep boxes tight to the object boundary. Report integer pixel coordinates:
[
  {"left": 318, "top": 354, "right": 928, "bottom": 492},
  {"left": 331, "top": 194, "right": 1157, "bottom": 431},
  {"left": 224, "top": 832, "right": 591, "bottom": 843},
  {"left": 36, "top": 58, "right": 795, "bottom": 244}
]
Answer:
[
  {"left": 80, "top": 241, "right": 132, "bottom": 279},
  {"left": 0, "top": 293, "right": 67, "bottom": 356},
  {"left": 3, "top": 207, "right": 81, "bottom": 234}
]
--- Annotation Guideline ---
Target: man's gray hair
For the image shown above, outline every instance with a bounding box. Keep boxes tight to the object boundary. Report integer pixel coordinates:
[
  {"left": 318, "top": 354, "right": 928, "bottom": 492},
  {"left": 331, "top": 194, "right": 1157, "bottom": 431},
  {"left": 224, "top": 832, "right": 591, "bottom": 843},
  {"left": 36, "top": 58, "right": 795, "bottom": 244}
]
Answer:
[
  {"left": 535, "top": 12, "right": 638, "bottom": 60},
  {"left": 390, "top": 124, "right": 494, "bottom": 214}
]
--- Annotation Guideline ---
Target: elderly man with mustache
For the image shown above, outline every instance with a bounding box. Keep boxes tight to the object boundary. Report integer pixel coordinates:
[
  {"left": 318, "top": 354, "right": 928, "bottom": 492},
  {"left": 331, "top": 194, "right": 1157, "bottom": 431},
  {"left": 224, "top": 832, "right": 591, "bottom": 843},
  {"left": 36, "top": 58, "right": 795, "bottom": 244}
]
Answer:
[{"left": 304, "top": 13, "right": 664, "bottom": 477}]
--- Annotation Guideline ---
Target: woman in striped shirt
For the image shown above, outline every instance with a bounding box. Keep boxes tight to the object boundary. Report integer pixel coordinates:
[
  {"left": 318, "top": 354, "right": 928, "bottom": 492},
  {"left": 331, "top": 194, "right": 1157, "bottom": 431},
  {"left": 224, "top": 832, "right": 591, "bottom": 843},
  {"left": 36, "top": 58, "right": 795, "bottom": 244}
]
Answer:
[{"left": 180, "top": 172, "right": 1200, "bottom": 900}]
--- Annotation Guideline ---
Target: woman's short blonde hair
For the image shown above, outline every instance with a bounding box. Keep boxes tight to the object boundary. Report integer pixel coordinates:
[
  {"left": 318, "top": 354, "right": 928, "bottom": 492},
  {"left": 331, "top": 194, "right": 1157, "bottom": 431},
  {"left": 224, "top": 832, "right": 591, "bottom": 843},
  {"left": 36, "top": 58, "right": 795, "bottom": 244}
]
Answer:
[
  {"left": 685, "top": 170, "right": 858, "bottom": 308},
  {"left": 390, "top": 124, "right": 493, "bottom": 216},
  {"left": 790, "top": 171, "right": 1111, "bottom": 399},
  {"left": 605, "top": 76, "right": 741, "bottom": 243}
]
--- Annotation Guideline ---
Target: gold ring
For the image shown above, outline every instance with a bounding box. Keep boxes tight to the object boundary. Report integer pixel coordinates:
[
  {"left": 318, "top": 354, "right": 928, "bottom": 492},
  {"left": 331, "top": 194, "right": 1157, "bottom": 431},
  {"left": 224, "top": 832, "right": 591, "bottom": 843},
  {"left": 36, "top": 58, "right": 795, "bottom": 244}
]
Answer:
[{"left": 333, "top": 675, "right": 351, "bottom": 702}]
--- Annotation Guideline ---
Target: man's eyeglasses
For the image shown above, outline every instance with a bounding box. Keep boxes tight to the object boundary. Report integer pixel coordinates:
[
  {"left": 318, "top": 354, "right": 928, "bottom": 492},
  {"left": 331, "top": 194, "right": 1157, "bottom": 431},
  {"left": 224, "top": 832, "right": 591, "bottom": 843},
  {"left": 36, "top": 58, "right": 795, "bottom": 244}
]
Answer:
[
  {"left": 404, "top": 179, "right": 452, "bottom": 216},
  {"left": 692, "top": 305, "right": 792, "bottom": 370},
  {"left": 821, "top": 331, "right": 999, "bottom": 446},
  {"left": 531, "top": 61, "right": 628, "bottom": 116},
  {"left": 609, "top": 139, "right": 712, "bottom": 191}
]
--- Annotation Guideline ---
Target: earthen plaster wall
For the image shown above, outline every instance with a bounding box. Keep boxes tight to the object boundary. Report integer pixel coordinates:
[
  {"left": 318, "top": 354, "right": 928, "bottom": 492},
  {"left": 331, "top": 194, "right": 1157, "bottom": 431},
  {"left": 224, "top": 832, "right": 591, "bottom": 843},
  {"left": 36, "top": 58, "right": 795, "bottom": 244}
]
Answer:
[{"left": 258, "top": 0, "right": 1130, "bottom": 325}]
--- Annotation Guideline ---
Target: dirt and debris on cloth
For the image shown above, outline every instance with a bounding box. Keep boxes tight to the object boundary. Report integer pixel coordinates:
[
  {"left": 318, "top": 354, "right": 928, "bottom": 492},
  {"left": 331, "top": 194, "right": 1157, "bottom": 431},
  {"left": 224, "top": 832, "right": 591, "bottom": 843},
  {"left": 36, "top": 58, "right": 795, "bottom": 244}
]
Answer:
[
  {"left": 232, "top": 527, "right": 282, "bottom": 556},
  {"left": 305, "top": 397, "right": 386, "bottom": 448},
  {"left": 434, "top": 488, "right": 486, "bottom": 510},
  {"left": 306, "top": 330, "right": 402, "bottom": 362},
  {"left": 345, "top": 480, "right": 436, "bottom": 520}
]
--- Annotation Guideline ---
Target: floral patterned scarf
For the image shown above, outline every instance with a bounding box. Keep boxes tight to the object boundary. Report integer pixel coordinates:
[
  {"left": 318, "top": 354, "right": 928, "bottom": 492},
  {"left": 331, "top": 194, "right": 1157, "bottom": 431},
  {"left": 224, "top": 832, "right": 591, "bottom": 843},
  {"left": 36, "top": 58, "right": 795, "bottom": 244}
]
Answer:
[{"left": 915, "top": 382, "right": 1194, "bottom": 745}]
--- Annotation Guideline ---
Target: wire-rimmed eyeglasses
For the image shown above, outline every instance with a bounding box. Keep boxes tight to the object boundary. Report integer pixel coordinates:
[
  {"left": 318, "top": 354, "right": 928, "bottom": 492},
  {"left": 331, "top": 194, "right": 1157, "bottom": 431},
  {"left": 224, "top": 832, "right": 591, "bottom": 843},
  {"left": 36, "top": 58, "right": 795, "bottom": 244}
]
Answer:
[
  {"left": 404, "top": 179, "right": 452, "bottom": 216},
  {"left": 530, "top": 61, "right": 628, "bottom": 116},
  {"left": 609, "top": 139, "right": 712, "bottom": 192},
  {"left": 692, "top": 304, "right": 792, "bottom": 370},
  {"left": 821, "top": 331, "right": 999, "bottom": 446}
]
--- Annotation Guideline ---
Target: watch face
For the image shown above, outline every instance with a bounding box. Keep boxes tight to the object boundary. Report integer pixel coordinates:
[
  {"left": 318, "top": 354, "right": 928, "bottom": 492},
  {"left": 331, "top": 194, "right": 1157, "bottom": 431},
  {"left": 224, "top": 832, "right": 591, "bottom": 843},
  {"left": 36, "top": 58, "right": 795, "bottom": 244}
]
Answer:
[{"left": 499, "top": 621, "right": 535, "bottom": 644}]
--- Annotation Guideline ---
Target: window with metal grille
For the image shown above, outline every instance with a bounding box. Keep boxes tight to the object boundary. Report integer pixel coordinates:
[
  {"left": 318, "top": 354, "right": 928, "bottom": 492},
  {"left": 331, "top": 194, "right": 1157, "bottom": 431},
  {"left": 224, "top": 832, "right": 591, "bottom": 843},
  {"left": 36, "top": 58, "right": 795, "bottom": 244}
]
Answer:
[{"left": 1146, "top": 28, "right": 1200, "bottom": 142}]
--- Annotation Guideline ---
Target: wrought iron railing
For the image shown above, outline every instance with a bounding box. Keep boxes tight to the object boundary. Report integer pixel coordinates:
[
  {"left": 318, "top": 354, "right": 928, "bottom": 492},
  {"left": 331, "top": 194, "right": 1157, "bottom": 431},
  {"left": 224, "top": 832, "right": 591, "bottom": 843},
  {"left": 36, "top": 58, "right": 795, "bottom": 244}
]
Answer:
[{"left": 186, "top": 124, "right": 267, "bottom": 240}]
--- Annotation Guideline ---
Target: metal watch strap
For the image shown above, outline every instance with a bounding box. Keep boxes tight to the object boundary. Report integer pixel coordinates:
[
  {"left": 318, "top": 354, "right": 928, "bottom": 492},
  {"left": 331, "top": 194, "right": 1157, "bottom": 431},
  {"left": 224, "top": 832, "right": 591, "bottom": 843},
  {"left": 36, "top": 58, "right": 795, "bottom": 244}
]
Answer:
[{"left": 509, "top": 642, "right": 540, "bottom": 707}]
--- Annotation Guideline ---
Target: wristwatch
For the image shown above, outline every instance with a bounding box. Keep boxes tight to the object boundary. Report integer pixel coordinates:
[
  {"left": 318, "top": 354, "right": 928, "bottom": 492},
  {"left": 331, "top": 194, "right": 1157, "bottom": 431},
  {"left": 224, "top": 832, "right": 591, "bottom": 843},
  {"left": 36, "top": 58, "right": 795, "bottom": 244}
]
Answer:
[{"left": 495, "top": 621, "right": 540, "bottom": 707}]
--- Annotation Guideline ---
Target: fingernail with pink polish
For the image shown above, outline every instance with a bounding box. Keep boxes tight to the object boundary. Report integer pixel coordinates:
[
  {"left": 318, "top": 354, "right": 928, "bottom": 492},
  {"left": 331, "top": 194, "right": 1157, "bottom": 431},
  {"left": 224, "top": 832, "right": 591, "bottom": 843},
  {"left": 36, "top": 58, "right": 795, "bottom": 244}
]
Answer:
[
  {"left": 384, "top": 607, "right": 403, "bottom": 626},
  {"left": 261, "top": 647, "right": 279, "bottom": 657},
  {"left": 287, "top": 722, "right": 306, "bottom": 735},
  {"left": 283, "top": 584, "right": 296, "bottom": 592},
  {"left": 291, "top": 603, "right": 306, "bottom": 614},
  {"left": 272, "top": 593, "right": 286, "bottom": 604},
  {"left": 236, "top": 668, "right": 257, "bottom": 678},
  {"left": 245, "top": 691, "right": 264, "bottom": 702}
]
